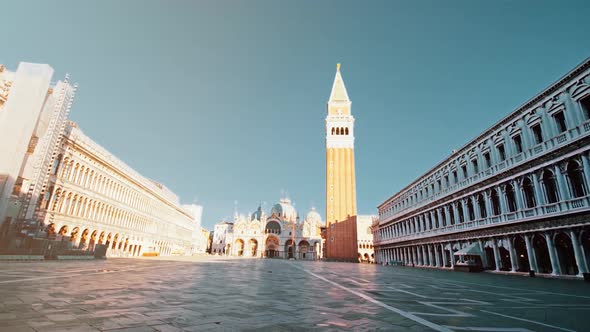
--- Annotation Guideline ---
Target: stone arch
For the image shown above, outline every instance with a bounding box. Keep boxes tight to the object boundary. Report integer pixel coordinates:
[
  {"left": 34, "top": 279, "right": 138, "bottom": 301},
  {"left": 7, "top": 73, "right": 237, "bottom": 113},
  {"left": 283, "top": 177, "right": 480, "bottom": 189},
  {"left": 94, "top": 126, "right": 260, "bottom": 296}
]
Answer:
[
  {"left": 566, "top": 159, "right": 587, "bottom": 198},
  {"left": 265, "top": 235, "right": 280, "bottom": 258},
  {"left": 235, "top": 239, "right": 245, "bottom": 256},
  {"left": 513, "top": 235, "right": 529, "bottom": 272},
  {"left": 532, "top": 234, "right": 552, "bottom": 274},
  {"left": 46, "top": 223, "right": 56, "bottom": 237},
  {"left": 70, "top": 227, "right": 80, "bottom": 245},
  {"left": 554, "top": 232, "right": 578, "bottom": 275},
  {"left": 284, "top": 239, "right": 295, "bottom": 259},
  {"left": 249, "top": 238, "right": 258, "bottom": 257},
  {"left": 79, "top": 229, "right": 90, "bottom": 249},
  {"left": 522, "top": 176, "right": 536, "bottom": 208},
  {"left": 541, "top": 169, "right": 559, "bottom": 204},
  {"left": 265, "top": 220, "right": 281, "bottom": 235}
]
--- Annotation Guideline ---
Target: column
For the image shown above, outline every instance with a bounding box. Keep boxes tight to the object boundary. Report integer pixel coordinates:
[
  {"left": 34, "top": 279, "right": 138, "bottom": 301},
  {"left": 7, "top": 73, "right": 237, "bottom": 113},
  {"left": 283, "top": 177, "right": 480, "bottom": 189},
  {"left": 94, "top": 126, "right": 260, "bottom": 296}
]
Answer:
[
  {"left": 484, "top": 192, "right": 493, "bottom": 217},
  {"left": 498, "top": 187, "right": 508, "bottom": 215},
  {"left": 581, "top": 153, "right": 590, "bottom": 186},
  {"left": 428, "top": 245, "right": 434, "bottom": 267},
  {"left": 462, "top": 199, "right": 470, "bottom": 222},
  {"left": 478, "top": 239, "right": 488, "bottom": 268},
  {"left": 512, "top": 179, "right": 524, "bottom": 211},
  {"left": 437, "top": 209, "right": 444, "bottom": 228},
  {"left": 506, "top": 237, "right": 519, "bottom": 272},
  {"left": 444, "top": 206, "right": 451, "bottom": 226},
  {"left": 492, "top": 239, "right": 502, "bottom": 271},
  {"left": 441, "top": 244, "right": 448, "bottom": 267},
  {"left": 532, "top": 173, "right": 545, "bottom": 206},
  {"left": 545, "top": 232, "right": 562, "bottom": 276},
  {"left": 473, "top": 197, "right": 481, "bottom": 219},
  {"left": 570, "top": 229, "right": 589, "bottom": 275},
  {"left": 452, "top": 202, "right": 459, "bottom": 225},
  {"left": 524, "top": 234, "right": 538, "bottom": 272},
  {"left": 449, "top": 243, "right": 455, "bottom": 269},
  {"left": 434, "top": 245, "right": 441, "bottom": 267},
  {"left": 554, "top": 164, "right": 570, "bottom": 202},
  {"left": 422, "top": 245, "right": 428, "bottom": 266}
]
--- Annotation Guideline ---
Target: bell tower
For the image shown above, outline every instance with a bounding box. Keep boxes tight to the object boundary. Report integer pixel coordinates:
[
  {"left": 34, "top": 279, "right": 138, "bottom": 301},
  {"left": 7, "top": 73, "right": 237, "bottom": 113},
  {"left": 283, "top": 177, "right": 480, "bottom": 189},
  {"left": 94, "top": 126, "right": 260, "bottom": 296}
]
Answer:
[{"left": 325, "top": 63, "right": 357, "bottom": 226}]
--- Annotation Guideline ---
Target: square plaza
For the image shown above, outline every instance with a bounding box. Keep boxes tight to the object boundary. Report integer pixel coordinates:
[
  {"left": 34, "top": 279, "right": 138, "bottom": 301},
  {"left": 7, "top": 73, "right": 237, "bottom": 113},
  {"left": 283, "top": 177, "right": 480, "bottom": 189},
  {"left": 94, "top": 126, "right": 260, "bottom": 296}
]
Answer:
[{"left": 0, "top": 257, "right": 588, "bottom": 332}]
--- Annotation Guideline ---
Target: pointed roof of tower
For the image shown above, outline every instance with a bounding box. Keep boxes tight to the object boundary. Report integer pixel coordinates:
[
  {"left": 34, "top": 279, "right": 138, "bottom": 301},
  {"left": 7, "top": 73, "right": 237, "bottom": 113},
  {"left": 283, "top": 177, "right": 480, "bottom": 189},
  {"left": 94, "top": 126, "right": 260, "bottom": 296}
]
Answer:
[{"left": 329, "top": 63, "right": 350, "bottom": 103}]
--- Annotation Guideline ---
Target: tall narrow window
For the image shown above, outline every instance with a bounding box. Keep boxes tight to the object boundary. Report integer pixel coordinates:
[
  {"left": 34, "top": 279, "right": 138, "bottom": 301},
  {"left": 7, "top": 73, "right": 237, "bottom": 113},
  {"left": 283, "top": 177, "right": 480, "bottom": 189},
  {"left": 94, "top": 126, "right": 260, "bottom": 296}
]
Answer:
[
  {"left": 497, "top": 144, "right": 506, "bottom": 161},
  {"left": 523, "top": 177, "right": 536, "bottom": 208},
  {"left": 467, "top": 198, "right": 475, "bottom": 221},
  {"left": 472, "top": 159, "right": 479, "bottom": 174},
  {"left": 483, "top": 152, "right": 491, "bottom": 168},
  {"left": 452, "top": 171, "right": 458, "bottom": 183},
  {"left": 513, "top": 134, "right": 523, "bottom": 154},
  {"left": 490, "top": 190, "right": 501, "bottom": 215},
  {"left": 567, "top": 161, "right": 587, "bottom": 198},
  {"left": 477, "top": 194, "right": 487, "bottom": 219},
  {"left": 532, "top": 124, "right": 543, "bottom": 144},
  {"left": 542, "top": 170, "right": 559, "bottom": 204},
  {"left": 457, "top": 202, "right": 465, "bottom": 223},
  {"left": 580, "top": 95, "right": 590, "bottom": 119},
  {"left": 461, "top": 165, "right": 468, "bottom": 179},
  {"left": 553, "top": 111, "right": 567, "bottom": 133},
  {"left": 345, "top": 127, "right": 349, "bottom": 135},
  {"left": 505, "top": 183, "right": 517, "bottom": 212},
  {"left": 444, "top": 175, "right": 449, "bottom": 187}
]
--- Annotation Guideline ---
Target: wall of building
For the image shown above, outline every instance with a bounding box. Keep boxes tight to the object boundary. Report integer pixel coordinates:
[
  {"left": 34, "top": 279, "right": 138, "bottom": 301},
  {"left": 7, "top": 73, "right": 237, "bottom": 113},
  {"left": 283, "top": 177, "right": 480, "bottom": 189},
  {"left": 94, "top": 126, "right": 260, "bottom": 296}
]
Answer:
[
  {"left": 374, "top": 58, "right": 590, "bottom": 278},
  {"left": 40, "top": 122, "right": 201, "bottom": 256}
]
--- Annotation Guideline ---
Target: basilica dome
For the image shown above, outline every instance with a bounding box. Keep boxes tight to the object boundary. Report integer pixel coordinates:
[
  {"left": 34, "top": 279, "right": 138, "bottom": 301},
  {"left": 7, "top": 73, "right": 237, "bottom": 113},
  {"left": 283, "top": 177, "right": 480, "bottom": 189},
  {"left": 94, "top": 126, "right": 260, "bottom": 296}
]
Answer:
[
  {"left": 251, "top": 205, "right": 264, "bottom": 221},
  {"left": 270, "top": 198, "right": 298, "bottom": 222},
  {"left": 305, "top": 207, "right": 322, "bottom": 225}
]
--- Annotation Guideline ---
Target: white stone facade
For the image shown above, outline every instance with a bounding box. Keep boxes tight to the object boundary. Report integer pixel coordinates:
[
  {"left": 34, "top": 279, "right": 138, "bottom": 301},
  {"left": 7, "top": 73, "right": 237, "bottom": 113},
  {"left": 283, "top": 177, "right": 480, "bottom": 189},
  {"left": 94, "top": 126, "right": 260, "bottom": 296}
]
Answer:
[
  {"left": 374, "top": 57, "right": 590, "bottom": 278},
  {"left": 37, "top": 122, "right": 203, "bottom": 257},
  {"left": 212, "top": 199, "right": 323, "bottom": 259}
]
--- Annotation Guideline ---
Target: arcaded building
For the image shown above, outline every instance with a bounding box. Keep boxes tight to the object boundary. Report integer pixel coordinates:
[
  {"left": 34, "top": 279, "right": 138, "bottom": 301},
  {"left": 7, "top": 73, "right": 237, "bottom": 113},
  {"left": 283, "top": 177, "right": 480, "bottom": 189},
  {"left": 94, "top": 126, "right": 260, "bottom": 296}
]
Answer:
[
  {"left": 212, "top": 198, "right": 323, "bottom": 259},
  {"left": 374, "top": 58, "right": 590, "bottom": 278},
  {"left": 41, "top": 122, "right": 203, "bottom": 256}
]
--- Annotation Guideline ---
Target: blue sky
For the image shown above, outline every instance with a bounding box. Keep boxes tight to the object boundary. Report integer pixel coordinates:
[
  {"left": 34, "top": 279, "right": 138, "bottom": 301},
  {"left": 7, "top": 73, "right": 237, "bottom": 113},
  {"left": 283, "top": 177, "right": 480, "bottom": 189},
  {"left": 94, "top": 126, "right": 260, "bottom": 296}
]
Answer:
[{"left": 3, "top": 1, "right": 589, "bottom": 229}]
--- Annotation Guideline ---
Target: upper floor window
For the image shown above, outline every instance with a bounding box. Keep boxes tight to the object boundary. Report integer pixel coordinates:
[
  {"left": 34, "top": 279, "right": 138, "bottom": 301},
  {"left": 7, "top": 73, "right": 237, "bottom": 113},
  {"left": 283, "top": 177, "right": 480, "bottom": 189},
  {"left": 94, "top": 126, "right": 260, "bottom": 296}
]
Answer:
[
  {"left": 580, "top": 95, "right": 590, "bottom": 119},
  {"left": 452, "top": 171, "right": 458, "bottom": 183},
  {"left": 461, "top": 165, "right": 468, "bottom": 179},
  {"left": 472, "top": 159, "right": 479, "bottom": 174},
  {"left": 553, "top": 111, "right": 567, "bottom": 133},
  {"left": 497, "top": 144, "right": 506, "bottom": 161},
  {"left": 532, "top": 124, "right": 543, "bottom": 145},
  {"left": 437, "top": 180, "right": 441, "bottom": 191},
  {"left": 444, "top": 175, "right": 449, "bottom": 187},
  {"left": 483, "top": 152, "right": 491, "bottom": 168},
  {"left": 513, "top": 135, "right": 523, "bottom": 154}
]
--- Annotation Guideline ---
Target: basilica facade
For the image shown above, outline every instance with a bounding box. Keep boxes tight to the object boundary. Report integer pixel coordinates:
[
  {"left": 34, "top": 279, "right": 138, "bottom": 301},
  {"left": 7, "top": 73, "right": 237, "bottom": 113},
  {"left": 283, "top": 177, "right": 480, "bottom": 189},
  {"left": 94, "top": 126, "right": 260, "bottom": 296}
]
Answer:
[
  {"left": 373, "top": 57, "right": 590, "bottom": 278},
  {"left": 212, "top": 198, "right": 323, "bottom": 259}
]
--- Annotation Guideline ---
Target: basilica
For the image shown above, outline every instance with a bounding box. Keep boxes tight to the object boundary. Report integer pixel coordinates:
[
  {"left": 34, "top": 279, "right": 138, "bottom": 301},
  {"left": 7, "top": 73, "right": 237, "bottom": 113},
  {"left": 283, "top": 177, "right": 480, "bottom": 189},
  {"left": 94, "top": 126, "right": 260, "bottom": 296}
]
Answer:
[{"left": 211, "top": 198, "right": 323, "bottom": 259}]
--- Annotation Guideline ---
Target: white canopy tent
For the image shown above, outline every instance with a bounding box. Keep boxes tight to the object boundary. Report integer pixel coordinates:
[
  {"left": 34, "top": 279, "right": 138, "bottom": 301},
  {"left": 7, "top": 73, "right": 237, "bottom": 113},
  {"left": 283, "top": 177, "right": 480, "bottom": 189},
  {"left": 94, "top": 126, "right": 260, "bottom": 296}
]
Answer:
[{"left": 453, "top": 242, "right": 482, "bottom": 256}]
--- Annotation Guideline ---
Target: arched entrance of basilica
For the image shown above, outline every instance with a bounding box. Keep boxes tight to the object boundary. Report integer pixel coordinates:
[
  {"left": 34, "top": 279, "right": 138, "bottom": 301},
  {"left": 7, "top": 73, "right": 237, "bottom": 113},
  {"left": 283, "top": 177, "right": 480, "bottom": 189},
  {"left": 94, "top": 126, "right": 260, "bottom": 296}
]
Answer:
[
  {"left": 298, "top": 240, "right": 310, "bottom": 259},
  {"left": 249, "top": 239, "right": 258, "bottom": 257},
  {"left": 285, "top": 239, "right": 295, "bottom": 259},
  {"left": 235, "top": 239, "right": 244, "bottom": 256},
  {"left": 265, "top": 236, "right": 279, "bottom": 258}
]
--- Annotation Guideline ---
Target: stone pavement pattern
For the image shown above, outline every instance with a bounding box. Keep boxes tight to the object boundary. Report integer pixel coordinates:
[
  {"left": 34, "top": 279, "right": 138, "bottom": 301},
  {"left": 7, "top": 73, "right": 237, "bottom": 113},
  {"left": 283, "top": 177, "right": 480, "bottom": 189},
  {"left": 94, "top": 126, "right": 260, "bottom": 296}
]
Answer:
[{"left": 0, "top": 256, "right": 589, "bottom": 331}]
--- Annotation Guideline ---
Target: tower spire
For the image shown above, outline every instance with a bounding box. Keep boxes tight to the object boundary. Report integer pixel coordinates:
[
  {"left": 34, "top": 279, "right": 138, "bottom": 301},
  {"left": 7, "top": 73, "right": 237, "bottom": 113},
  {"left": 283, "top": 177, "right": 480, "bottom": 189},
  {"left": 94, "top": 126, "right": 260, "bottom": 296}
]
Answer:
[{"left": 329, "top": 63, "right": 350, "bottom": 103}]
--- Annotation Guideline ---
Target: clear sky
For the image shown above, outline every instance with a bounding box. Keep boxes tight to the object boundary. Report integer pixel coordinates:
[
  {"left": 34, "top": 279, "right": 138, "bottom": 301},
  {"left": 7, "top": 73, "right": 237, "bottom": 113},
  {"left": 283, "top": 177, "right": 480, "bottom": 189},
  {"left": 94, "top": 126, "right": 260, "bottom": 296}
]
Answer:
[{"left": 3, "top": 1, "right": 589, "bottom": 229}]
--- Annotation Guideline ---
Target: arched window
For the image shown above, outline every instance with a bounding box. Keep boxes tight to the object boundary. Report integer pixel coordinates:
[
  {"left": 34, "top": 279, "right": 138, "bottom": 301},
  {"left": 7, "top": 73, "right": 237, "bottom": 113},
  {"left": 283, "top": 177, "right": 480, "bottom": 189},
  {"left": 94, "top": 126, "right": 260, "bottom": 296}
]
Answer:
[
  {"left": 542, "top": 169, "right": 559, "bottom": 204},
  {"left": 345, "top": 127, "right": 349, "bottom": 135},
  {"left": 490, "top": 189, "right": 501, "bottom": 216},
  {"left": 336, "top": 127, "right": 340, "bottom": 135},
  {"left": 331, "top": 127, "right": 335, "bottom": 135},
  {"left": 505, "top": 183, "right": 517, "bottom": 212},
  {"left": 477, "top": 194, "right": 487, "bottom": 219},
  {"left": 567, "top": 160, "right": 587, "bottom": 198},
  {"left": 522, "top": 177, "right": 536, "bottom": 208}
]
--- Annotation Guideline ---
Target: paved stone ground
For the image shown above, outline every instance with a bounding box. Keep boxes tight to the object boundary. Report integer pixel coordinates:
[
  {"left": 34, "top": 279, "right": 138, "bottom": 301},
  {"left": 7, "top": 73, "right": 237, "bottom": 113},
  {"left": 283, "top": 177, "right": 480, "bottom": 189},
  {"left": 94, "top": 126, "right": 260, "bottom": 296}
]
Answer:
[{"left": 0, "top": 256, "right": 589, "bottom": 331}]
